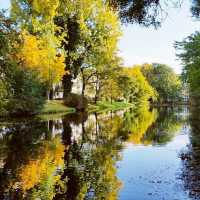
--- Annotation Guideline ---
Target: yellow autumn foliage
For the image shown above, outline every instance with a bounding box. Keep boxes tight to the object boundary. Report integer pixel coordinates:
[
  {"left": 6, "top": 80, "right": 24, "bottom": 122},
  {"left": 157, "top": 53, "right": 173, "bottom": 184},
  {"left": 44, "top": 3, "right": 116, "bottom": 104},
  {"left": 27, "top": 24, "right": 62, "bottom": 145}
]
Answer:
[
  {"left": 123, "top": 66, "right": 157, "bottom": 102},
  {"left": 31, "top": 0, "right": 60, "bottom": 19},
  {"left": 128, "top": 106, "right": 158, "bottom": 145},
  {"left": 17, "top": 31, "right": 65, "bottom": 86},
  {"left": 18, "top": 137, "right": 65, "bottom": 191}
]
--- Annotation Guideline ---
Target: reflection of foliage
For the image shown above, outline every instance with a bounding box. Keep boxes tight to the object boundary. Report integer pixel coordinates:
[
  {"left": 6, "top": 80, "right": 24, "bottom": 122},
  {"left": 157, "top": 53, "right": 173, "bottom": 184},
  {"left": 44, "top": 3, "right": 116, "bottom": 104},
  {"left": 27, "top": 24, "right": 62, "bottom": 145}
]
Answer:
[
  {"left": 128, "top": 106, "right": 157, "bottom": 145},
  {"left": 143, "top": 107, "right": 184, "bottom": 145},
  {"left": 119, "top": 104, "right": 158, "bottom": 144},
  {"left": 119, "top": 106, "right": 184, "bottom": 145},
  {"left": 0, "top": 120, "right": 65, "bottom": 200},
  {"left": 0, "top": 107, "right": 186, "bottom": 199},
  {"left": 179, "top": 107, "right": 200, "bottom": 199},
  {"left": 19, "top": 137, "right": 65, "bottom": 199},
  {"left": 55, "top": 112, "right": 123, "bottom": 200}
]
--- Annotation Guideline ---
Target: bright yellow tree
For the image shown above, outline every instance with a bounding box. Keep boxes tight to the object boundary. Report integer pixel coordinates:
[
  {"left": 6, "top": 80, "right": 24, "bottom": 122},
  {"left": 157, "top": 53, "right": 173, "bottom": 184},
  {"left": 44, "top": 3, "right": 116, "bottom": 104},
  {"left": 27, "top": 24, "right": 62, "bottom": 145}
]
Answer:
[{"left": 17, "top": 31, "right": 65, "bottom": 96}]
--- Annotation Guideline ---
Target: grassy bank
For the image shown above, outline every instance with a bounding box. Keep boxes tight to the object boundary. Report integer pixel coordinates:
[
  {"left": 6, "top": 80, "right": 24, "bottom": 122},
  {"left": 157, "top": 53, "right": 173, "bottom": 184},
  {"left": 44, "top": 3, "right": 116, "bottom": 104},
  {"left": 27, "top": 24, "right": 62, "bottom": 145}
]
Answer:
[
  {"left": 40, "top": 100, "right": 75, "bottom": 115},
  {"left": 88, "top": 101, "right": 134, "bottom": 113},
  {"left": 41, "top": 100, "right": 134, "bottom": 115},
  {"left": 0, "top": 100, "right": 134, "bottom": 119}
]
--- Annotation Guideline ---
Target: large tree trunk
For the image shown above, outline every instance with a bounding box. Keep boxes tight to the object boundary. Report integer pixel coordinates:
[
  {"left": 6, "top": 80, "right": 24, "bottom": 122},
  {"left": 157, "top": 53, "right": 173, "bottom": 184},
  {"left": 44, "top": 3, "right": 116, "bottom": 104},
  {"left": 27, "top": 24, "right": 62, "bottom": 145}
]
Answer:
[
  {"left": 94, "top": 85, "right": 99, "bottom": 104},
  {"left": 49, "top": 89, "right": 54, "bottom": 100},
  {"left": 62, "top": 73, "right": 73, "bottom": 98},
  {"left": 94, "top": 74, "right": 100, "bottom": 104},
  {"left": 81, "top": 68, "right": 86, "bottom": 96}
]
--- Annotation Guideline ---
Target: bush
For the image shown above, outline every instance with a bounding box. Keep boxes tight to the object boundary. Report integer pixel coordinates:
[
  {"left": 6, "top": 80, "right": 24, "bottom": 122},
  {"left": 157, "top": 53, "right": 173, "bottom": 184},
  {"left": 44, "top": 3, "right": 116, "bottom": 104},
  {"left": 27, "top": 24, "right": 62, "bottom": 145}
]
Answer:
[
  {"left": 6, "top": 67, "right": 45, "bottom": 116},
  {"left": 64, "top": 93, "right": 88, "bottom": 111}
]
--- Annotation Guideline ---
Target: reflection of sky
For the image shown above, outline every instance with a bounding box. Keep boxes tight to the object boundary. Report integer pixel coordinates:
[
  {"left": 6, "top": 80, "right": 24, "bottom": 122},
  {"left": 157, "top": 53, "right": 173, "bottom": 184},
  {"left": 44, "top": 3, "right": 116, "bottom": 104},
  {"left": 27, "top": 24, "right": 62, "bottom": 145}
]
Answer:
[
  {"left": 1, "top": 0, "right": 199, "bottom": 73},
  {"left": 117, "top": 129, "right": 190, "bottom": 200}
]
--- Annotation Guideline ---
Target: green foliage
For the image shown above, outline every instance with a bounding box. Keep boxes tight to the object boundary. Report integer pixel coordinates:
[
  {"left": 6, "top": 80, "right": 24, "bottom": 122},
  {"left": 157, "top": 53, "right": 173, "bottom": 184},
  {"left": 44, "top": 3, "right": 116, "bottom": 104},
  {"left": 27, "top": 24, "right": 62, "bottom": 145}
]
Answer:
[
  {"left": 84, "top": 56, "right": 123, "bottom": 103},
  {"left": 175, "top": 32, "right": 200, "bottom": 103},
  {"left": 108, "top": 0, "right": 163, "bottom": 27},
  {"left": 0, "top": 11, "right": 45, "bottom": 116},
  {"left": 109, "top": 0, "right": 200, "bottom": 26},
  {"left": 120, "top": 66, "right": 157, "bottom": 104},
  {"left": 6, "top": 68, "right": 45, "bottom": 115},
  {"left": 64, "top": 93, "right": 88, "bottom": 111},
  {"left": 141, "top": 63, "right": 182, "bottom": 102},
  {"left": 55, "top": 0, "right": 122, "bottom": 97},
  {"left": 0, "top": 79, "right": 8, "bottom": 114}
]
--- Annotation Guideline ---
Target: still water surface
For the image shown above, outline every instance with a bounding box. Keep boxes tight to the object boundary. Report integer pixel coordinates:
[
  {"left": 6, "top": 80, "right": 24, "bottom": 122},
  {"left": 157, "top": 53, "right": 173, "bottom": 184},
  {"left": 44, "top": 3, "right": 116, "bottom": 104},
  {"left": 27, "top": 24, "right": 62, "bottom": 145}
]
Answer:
[{"left": 0, "top": 106, "right": 200, "bottom": 200}]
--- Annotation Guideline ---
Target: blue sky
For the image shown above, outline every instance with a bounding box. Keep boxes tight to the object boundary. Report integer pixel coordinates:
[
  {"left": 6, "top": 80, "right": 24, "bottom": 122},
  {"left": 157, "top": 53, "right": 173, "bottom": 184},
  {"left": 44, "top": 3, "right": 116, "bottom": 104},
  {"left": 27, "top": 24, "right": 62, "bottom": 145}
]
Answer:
[
  {"left": 118, "top": 0, "right": 200, "bottom": 73},
  {"left": 1, "top": 0, "right": 199, "bottom": 73},
  {"left": 0, "top": 0, "right": 10, "bottom": 10}
]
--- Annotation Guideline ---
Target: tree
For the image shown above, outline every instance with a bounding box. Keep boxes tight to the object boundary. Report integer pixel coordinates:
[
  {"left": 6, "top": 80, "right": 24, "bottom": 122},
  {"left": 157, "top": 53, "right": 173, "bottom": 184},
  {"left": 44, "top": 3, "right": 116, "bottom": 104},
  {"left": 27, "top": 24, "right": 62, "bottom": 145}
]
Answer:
[
  {"left": 108, "top": 0, "right": 165, "bottom": 27},
  {"left": 141, "top": 63, "right": 181, "bottom": 103},
  {"left": 108, "top": 0, "right": 200, "bottom": 26},
  {"left": 191, "top": 0, "right": 200, "bottom": 19},
  {"left": 0, "top": 10, "right": 45, "bottom": 115},
  {"left": 175, "top": 32, "right": 200, "bottom": 104},
  {"left": 11, "top": 0, "right": 65, "bottom": 99},
  {"left": 83, "top": 56, "right": 123, "bottom": 103},
  {"left": 54, "top": 0, "right": 122, "bottom": 98},
  {"left": 16, "top": 31, "right": 65, "bottom": 99},
  {"left": 121, "top": 66, "right": 157, "bottom": 103}
]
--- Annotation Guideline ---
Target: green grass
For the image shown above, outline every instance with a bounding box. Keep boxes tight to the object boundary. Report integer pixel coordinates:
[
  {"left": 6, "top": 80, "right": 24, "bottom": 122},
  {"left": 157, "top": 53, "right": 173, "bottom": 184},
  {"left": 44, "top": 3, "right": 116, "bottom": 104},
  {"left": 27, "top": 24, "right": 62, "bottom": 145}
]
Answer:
[
  {"left": 88, "top": 101, "right": 134, "bottom": 113},
  {"left": 0, "top": 100, "right": 133, "bottom": 120},
  {"left": 39, "top": 100, "right": 75, "bottom": 115}
]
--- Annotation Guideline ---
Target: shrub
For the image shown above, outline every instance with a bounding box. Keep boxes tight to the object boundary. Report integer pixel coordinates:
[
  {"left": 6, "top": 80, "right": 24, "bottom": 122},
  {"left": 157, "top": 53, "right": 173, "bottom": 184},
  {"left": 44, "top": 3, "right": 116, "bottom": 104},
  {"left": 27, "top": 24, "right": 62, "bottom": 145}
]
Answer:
[
  {"left": 64, "top": 93, "right": 88, "bottom": 111},
  {"left": 6, "top": 67, "right": 45, "bottom": 116}
]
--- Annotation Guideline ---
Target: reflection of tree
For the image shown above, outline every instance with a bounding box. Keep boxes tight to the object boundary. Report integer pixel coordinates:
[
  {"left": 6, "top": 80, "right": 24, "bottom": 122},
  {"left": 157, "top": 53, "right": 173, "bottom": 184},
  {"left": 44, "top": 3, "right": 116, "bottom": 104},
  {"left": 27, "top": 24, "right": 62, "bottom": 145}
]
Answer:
[
  {"left": 143, "top": 107, "right": 184, "bottom": 145},
  {"left": 0, "top": 120, "right": 65, "bottom": 200},
  {"left": 180, "top": 107, "right": 200, "bottom": 199},
  {"left": 55, "top": 111, "right": 122, "bottom": 200},
  {"left": 0, "top": 112, "right": 123, "bottom": 200},
  {"left": 119, "top": 105, "right": 158, "bottom": 144},
  {"left": 0, "top": 107, "right": 185, "bottom": 199},
  {"left": 118, "top": 106, "right": 184, "bottom": 146}
]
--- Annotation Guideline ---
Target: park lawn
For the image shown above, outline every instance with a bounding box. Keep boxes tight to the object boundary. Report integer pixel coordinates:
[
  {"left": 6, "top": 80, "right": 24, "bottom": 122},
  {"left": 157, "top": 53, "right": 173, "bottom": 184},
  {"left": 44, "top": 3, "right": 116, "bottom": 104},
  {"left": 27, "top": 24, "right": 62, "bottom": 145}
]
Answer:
[
  {"left": 40, "top": 100, "right": 75, "bottom": 114},
  {"left": 41, "top": 100, "right": 133, "bottom": 115}
]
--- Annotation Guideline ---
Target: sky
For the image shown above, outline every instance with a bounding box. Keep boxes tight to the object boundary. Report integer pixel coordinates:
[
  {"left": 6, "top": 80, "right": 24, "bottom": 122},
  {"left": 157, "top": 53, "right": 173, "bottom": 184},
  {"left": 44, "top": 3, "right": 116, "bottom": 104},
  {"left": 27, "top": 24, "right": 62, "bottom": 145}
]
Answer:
[
  {"left": 0, "top": 0, "right": 199, "bottom": 73},
  {"left": 118, "top": 0, "right": 200, "bottom": 73}
]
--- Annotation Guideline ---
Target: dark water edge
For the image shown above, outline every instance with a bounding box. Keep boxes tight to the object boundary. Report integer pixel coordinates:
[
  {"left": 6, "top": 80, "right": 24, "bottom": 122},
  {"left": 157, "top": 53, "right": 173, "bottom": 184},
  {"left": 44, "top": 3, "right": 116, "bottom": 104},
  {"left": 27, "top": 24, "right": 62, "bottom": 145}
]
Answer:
[{"left": 0, "top": 106, "right": 200, "bottom": 200}]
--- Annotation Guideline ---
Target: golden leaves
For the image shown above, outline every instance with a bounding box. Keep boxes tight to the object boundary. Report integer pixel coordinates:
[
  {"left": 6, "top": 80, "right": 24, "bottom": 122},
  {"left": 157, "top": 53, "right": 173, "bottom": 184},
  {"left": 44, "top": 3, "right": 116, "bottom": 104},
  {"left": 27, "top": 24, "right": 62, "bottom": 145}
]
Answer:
[{"left": 17, "top": 31, "right": 65, "bottom": 85}]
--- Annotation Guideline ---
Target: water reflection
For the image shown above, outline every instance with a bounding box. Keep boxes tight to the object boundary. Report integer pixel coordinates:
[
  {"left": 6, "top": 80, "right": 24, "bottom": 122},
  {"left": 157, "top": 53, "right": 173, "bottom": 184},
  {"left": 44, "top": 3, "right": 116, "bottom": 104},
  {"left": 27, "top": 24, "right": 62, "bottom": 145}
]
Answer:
[
  {"left": 143, "top": 107, "right": 185, "bottom": 145},
  {"left": 0, "top": 120, "right": 65, "bottom": 199},
  {"left": 0, "top": 106, "right": 195, "bottom": 200},
  {"left": 180, "top": 107, "right": 200, "bottom": 199}
]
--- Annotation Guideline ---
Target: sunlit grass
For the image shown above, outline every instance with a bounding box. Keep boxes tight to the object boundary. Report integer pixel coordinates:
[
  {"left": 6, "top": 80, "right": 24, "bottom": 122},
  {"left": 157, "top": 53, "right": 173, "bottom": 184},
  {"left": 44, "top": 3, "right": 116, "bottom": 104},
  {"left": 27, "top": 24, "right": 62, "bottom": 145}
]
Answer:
[{"left": 40, "top": 100, "right": 75, "bottom": 114}]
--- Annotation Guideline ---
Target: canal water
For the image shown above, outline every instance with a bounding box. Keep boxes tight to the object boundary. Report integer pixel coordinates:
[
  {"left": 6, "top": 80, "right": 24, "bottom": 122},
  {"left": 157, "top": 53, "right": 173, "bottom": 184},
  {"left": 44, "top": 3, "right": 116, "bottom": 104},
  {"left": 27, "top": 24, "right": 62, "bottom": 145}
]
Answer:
[{"left": 0, "top": 106, "right": 200, "bottom": 200}]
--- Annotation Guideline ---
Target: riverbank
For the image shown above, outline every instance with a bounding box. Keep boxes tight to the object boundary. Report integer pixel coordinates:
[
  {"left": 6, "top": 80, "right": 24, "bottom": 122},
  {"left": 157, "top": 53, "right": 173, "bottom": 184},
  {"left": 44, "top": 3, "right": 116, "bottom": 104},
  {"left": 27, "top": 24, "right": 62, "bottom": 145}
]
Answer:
[
  {"left": 40, "top": 100, "right": 75, "bottom": 114},
  {"left": 41, "top": 100, "right": 134, "bottom": 115},
  {"left": 88, "top": 101, "right": 134, "bottom": 113},
  {"left": 0, "top": 100, "right": 135, "bottom": 119}
]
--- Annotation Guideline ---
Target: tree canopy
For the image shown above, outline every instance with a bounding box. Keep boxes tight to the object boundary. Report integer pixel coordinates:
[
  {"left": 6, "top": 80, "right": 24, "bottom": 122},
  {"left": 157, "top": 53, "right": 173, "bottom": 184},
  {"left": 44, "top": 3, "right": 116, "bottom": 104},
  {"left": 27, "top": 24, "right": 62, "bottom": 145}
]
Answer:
[
  {"left": 175, "top": 32, "right": 200, "bottom": 103},
  {"left": 108, "top": 0, "right": 200, "bottom": 26},
  {"left": 141, "top": 63, "right": 181, "bottom": 102}
]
